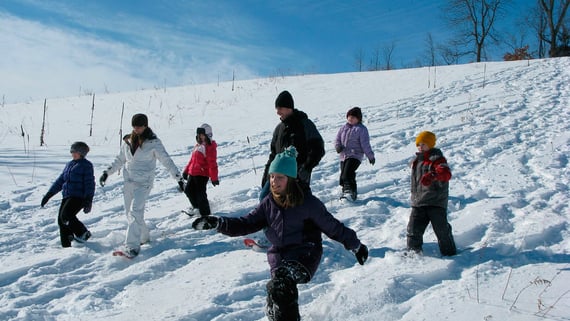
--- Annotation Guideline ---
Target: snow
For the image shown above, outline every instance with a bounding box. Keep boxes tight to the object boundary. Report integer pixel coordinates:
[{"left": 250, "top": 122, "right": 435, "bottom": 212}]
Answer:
[{"left": 1, "top": 58, "right": 569, "bottom": 321}]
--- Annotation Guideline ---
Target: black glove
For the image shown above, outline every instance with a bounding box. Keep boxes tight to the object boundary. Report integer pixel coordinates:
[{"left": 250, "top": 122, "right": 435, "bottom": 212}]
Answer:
[
  {"left": 369, "top": 158, "right": 375, "bottom": 166},
  {"left": 182, "top": 172, "right": 188, "bottom": 180},
  {"left": 335, "top": 145, "right": 344, "bottom": 153},
  {"left": 211, "top": 180, "right": 219, "bottom": 186},
  {"left": 40, "top": 192, "right": 55, "bottom": 207},
  {"left": 353, "top": 244, "right": 369, "bottom": 265},
  {"left": 99, "top": 171, "right": 108, "bottom": 187},
  {"left": 83, "top": 198, "right": 92, "bottom": 214},
  {"left": 177, "top": 178, "right": 185, "bottom": 192},
  {"left": 192, "top": 216, "right": 220, "bottom": 230}
]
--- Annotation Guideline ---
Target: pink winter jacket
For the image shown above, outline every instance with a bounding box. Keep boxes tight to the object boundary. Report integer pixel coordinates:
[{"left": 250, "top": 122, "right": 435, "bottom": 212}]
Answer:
[{"left": 183, "top": 141, "right": 219, "bottom": 181}]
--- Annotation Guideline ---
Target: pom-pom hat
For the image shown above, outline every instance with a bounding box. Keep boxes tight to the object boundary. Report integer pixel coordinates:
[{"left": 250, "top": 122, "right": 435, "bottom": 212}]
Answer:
[
  {"left": 415, "top": 131, "right": 436, "bottom": 149},
  {"left": 268, "top": 146, "right": 298, "bottom": 178}
]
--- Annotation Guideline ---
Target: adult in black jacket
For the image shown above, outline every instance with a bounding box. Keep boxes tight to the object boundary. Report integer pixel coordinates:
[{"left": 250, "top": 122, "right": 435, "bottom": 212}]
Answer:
[{"left": 260, "top": 90, "right": 325, "bottom": 199}]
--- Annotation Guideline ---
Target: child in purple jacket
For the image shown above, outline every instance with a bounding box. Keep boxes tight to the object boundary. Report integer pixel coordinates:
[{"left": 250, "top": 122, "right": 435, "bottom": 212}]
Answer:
[
  {"left": 192, "top": 146, "right": 368, "bottom": 321},
  {"left": 334, "top": 107, "right": 375, "bottom": 201}
]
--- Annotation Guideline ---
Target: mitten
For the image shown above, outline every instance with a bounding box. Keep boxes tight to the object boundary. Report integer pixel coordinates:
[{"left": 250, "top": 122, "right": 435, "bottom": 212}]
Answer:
[
  {"left": 192, "top": 216, "right": 220, "bottom": 230},
  {"left": 420, "top": 172, "right": 436, "bottom": 186},
  {"left": 177, "top": 178, "right": 185, "bottom": 192},
  {"left": 369, "top": 158, "right": 375, "bottom": 165},
  {"left": 182, "top": 172, "right": 188, "bottom": 180},
  {"left": 335, "top": 145, "right": 344, "bottom": 153},
  {"left": 99, "top": 171, "right": 108, "bottom": 187},
  {"left": 211, "top": 180, "right": 220, "bottom": 186},
  {"left": 40, "top": 192, "right": 55, "bottom": 207},
  {"left": 353, "top": 244, "right": 369, "bottom": 265},
  {"left": 83, "top": 198, "right": 92, "bottom": 214}
]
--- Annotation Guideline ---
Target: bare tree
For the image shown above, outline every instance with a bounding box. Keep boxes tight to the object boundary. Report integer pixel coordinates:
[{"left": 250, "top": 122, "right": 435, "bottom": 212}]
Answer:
[
  {"left": 369, "top": 46, "right": 381, "bottom": 71},
  {"left": 505, "top": 14, "right": 532, "bottom": 54},
  {"left": 354, "top": 48, "right": 365, "bottom": 72},
  {"left": 439, "top": 45, "right": 463, "bottom": 64},
  {"left": 524, "top": 1, "right": 549, "bottom": 58},
  {"left": 539, "top": 0, "right": 570, "bottom": 57},
  {"left": 382, "top": 42, "right": 396, "bottom": 70},
  {"left": 444, "top": 0, "right": 508, "bottom": 62}
]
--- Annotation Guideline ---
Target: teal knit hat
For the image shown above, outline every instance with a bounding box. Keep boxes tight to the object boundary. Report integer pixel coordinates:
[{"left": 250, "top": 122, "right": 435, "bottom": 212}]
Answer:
[{"left": 269, "top": 146, "right": 298, "bottom": 178}]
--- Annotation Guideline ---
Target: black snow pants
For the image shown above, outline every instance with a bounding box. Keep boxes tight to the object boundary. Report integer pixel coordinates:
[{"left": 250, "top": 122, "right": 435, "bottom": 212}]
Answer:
[
  {"left": 58, "top": 197, "right": 88, "bottom": 247},
  {"left": 406, "top": 206, "right": 457, "bottom": 256},
  {"left": 266, "top": 261, "right": 311, "bottom": 321},
  {"left": 339, "top": 158, "right": 361, "bottom": 193},
  {"left": 184, "top": 175, "right": 211, "bottom": 216}
]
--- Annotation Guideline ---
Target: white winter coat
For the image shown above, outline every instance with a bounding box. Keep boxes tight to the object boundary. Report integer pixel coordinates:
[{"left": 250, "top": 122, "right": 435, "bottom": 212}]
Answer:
[{"left": 106, "top": 136, "right": 180, "bottom": 185}]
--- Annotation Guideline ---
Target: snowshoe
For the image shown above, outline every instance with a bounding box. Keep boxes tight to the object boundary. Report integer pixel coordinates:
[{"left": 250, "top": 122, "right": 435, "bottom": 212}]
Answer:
[{"left": 112, "top": 246, "right": 139, "bottom": 259}]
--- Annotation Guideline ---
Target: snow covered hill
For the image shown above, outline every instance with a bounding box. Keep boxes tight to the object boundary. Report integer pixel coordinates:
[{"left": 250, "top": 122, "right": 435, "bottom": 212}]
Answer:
[{"left": 0, "top": 58, "right": 569, "bottom": 321}]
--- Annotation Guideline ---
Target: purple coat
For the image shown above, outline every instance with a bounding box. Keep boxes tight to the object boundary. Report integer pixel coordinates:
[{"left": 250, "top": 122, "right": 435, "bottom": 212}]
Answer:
[
  {"left": 335, "top": 122, "right": 374, "bottom": 162},
  {"left": 217, "top": 193, "right": 362, "bottom": 279}
]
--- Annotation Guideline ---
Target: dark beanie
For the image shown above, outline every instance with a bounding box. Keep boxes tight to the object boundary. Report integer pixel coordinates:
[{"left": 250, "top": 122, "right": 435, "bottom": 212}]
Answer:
[
  {"left": 346, "top": 107, "right": 362, "bottom": 122},
  {"left": 275, "top": 91, "right": 294, "bottom": 109},
  {"left": 132, "top": 113, "right": 148, "bottom": 127},
  {"left": 70, "top": 141, "right": 89, "bottom": 157}
]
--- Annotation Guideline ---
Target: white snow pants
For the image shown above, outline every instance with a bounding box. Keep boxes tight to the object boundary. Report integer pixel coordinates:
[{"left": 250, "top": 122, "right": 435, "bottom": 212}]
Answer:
[{"left": 123, "top": 181, "right": 152, "bottom": 251}]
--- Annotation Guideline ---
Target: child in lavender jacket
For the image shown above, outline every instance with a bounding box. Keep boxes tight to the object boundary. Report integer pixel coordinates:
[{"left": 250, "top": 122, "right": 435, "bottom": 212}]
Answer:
[{"left": 334, "top": 107, "right": 375, "bottom": 201}]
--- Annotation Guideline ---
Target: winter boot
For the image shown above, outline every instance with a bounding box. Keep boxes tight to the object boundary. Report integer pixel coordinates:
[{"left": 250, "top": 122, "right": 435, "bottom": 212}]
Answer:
[
  {"left": 350, "top": 190, "right": 357, "bottom": 201},
  {"left": 121, "top": 246, "right": 139, "bottom": 258},
  {"left": 74, "top": 230, "right": 91, "bottom": 243}
]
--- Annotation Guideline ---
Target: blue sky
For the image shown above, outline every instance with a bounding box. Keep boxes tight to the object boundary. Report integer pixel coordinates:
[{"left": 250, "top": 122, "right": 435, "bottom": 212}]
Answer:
[{"left": 0, "top": 0, "right": 535, "bottom": 103}]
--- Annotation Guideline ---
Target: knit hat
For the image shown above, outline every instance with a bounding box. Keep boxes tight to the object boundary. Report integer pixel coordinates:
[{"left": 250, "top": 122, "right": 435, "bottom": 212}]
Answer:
[
  {"left": 70, "top": 141, "right": 89, "bottom": 157},
  {"left": 131, "top": 113, "right": 148, "bottom": 127},
  {"left": 415, "top": 131, "right": 436, "bottom": 149},
  {"left": 346, "top": 107, "right": 362, "bottom": 122},
  {"left": 275, "top": 90, "right": 294, "bottom": 109},
  {"left": 268, "top": 146, "right": 298, "bottom": 178},
  {"left": 197, "top": 123, "right": 213, "bottom": 138}
]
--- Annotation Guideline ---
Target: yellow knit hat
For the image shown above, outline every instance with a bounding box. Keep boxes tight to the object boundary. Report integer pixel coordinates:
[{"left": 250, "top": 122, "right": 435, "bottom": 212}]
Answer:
[{"left": 415, "top": 131, "right": 436, "bottom": 148}]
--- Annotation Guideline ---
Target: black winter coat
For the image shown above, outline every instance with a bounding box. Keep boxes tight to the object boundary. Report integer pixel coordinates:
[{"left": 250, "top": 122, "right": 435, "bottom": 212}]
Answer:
[{"left": 262, "top": 109, "right": 325, "bottom": 186}]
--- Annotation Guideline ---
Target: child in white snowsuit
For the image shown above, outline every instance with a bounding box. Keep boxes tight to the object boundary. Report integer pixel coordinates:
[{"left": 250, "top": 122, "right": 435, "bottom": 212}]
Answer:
[{"left": 99, "top": 113, "right": 183, "bottom": 258}]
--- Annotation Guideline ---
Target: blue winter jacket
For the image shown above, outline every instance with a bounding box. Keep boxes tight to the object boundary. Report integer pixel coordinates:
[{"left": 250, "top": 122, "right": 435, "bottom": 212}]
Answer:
[
  {"left": 217, "top": 193, "right": 362, "bottom": 280},
  {"left": 335, "top": 122, "right": 374, "bottom": 162},
  {"left": 48, "top": 158, "right": 95, "bottom": 201}
]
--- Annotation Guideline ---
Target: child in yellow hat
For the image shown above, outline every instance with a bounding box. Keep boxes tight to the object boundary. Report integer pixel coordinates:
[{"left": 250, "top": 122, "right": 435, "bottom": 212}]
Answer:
[{"left": 406, "top": 131, "right": 456, "bottom": 256}]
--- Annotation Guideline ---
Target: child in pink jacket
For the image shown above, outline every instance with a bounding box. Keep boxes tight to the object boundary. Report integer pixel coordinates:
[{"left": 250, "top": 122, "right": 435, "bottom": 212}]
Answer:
[{"left": 182, "top": 124, "right": 219, "bottom": 216}]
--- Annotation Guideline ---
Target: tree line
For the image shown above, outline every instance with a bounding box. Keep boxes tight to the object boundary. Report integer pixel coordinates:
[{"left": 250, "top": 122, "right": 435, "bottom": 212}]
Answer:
[{"left": 354, "top": 0, "right": 570, "bottom": 71}]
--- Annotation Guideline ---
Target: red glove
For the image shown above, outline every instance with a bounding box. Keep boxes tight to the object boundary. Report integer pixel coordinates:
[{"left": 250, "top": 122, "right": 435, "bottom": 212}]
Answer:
[{"left": 420, "top": 172, "right": 436, "bottom": 186}]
